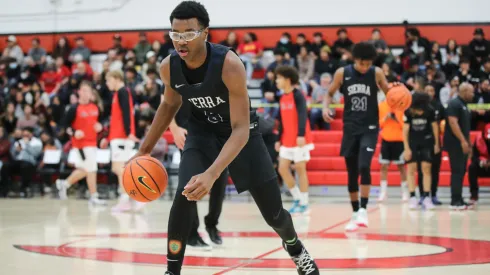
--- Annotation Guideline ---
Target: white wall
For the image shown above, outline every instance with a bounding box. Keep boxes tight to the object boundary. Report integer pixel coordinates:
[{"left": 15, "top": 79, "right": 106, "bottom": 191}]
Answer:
[{"left": 0, "top": 0, "right": 488, "bottom": 34}]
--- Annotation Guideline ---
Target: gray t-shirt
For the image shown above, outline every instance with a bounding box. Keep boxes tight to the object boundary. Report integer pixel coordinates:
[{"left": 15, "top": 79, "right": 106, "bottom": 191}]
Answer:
[{"left": 28, "top": 47, "right": 47, "bottom": 62}]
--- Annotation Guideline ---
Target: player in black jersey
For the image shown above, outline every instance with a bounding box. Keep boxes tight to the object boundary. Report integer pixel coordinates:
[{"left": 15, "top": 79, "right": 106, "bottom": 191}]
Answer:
[
  {"left": 323, "top": 42, "right": 396, "bottom": 232},
  {"left": 130, "top": 2, "right": 319, "bottom": 275},
  {"left": 403, "top": 92, "right": 439, "bottom": 211},
  {"left": 168, "top": 103, "right": 227, "bottom": 250}
]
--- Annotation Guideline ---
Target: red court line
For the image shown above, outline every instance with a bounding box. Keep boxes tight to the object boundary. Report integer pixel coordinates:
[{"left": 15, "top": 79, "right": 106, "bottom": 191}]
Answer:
[{"left": 213, "top": 207, "right": 380, "bottom": 275}]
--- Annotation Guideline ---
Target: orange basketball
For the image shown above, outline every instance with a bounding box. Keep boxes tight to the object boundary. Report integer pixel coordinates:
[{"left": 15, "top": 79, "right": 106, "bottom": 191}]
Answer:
[
  {"left": 386, "top": 85, "right": 412, "bottom": 112},
  {"left": 122, "top": 155, "right": 168, "bottom": 202}
]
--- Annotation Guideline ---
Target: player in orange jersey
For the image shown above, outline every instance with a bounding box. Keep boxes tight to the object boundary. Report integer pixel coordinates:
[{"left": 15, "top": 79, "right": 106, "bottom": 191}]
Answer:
[{"left": 377, "top": 99, "right": 408, "bottom": 202}]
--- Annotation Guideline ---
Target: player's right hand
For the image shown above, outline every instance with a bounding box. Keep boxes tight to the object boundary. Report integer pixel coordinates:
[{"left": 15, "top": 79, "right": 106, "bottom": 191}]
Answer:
[
  {"left": 171, "top": 126, "right": 187, "bottom": 150},
  {"left": 403, "top": 149, "right": 412, "bottom": 161},
  {"left": 322, "top": 107, "right": 334, "bottom": 123},
  {"left": 461, "top": 140, "right": 470, "bottom": 154},
  {"left": 74, "top": 130, "right": 84, "bottom": 139},
  {"left": 124, "top": 151, "right": 149, "bottom": 168}
]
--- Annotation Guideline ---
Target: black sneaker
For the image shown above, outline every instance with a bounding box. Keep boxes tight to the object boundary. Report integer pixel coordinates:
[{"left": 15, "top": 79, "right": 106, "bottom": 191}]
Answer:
[
  {"left": 164, "top": 272, "right": 174, "bottom": 275},
  {"left": 206, "top": 227, "right": 223, "bottom": 245},
  {"left": 187, "top": 235, "right": 212, "bottom": 251},
  {"left": 283, "top": 241, "right": 320, "bottom": 275},
  {"left": 449, "top": 201, "right": 468, "bottom": 211}
]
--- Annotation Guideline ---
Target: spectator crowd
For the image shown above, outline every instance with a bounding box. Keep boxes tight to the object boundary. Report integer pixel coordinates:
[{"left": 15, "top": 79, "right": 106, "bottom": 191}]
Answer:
[{"left": 0, "top": 26, "right": 489, "bottom": 198}]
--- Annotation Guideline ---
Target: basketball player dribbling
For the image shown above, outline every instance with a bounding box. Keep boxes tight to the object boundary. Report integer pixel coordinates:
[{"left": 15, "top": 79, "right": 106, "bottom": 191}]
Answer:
[
  {"left": 323, "top": 42, "right": 397, "bottom": 232},
  {"left": 128, "top": 2, "right": 320, "bottom": 274}
]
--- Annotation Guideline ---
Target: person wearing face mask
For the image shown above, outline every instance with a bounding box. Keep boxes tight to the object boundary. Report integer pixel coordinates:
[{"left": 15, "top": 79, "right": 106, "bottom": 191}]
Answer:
[{"left": 275, "top": 32, "right": 293, "bottom": 56}]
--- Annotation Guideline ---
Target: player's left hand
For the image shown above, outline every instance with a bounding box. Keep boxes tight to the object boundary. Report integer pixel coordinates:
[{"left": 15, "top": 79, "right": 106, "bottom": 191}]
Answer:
[
  {"left": 434, "top": 144, "right": 440, "bottom": 154},
  {"left": 275, "top": 142, "right": 281, "bottom": 152},
  {"left": 297, "top": 137, "right": 306, "bottom": 147},
  {"left": 183, "top": 172, "right": 217, "bottom": 201}
]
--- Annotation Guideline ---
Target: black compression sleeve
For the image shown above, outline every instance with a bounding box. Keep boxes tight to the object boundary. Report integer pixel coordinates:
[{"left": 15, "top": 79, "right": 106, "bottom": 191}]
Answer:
[
  {"left": 293, "top": 90, "right": 307, "bottom": 136},
  {"left": 117, "top": 89, "right": 131, "bottom": 136},
  {"left": 277, "top": 110, "right": 283, "bottom": 142},
  {"left": 62, "top": 104, "right": 78, "bottom": 129}
]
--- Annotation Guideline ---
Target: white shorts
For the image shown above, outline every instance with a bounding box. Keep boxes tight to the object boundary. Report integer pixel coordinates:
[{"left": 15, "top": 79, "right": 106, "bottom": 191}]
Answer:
[
  {"left": 279, "top": 144, "right": 314, "bottom": 163},
  {"left": 69, "top": 147, "right": 98, "bottom": 172},
  {"left": 110, "top": 139, "right": 136, "bottom": 162}
]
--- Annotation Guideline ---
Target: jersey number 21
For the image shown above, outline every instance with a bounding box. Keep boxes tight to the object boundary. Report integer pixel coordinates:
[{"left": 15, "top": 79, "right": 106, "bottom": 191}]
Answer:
[{"left": 351, "top": 97, "right": 367, "bottom": 111}]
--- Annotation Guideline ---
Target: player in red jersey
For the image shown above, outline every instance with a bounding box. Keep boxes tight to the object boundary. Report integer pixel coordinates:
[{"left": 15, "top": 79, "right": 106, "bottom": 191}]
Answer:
[
  {"left": 56, "top": 81, "right": 106, "bottom": 205},
  {"left": 275, "top": 66, "right": 314, "bottom": 215},
  {"left": 99, "top": 70, "right": 141, "bottom": 212}
]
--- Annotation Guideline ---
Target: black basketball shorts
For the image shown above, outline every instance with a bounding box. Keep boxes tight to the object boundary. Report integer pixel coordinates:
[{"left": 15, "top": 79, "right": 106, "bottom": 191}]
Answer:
[
  {"left": 406, "top": 143, "right": 433, "bottom": 164},
  {"left": 178, "top": 132, "right": 277, "bottom": 194},
  {"left": 379, "top": 140, "right": 405, "bottom": 165},
  {"left": 340, "top": 130, "right": 379, "bottom": 158}
]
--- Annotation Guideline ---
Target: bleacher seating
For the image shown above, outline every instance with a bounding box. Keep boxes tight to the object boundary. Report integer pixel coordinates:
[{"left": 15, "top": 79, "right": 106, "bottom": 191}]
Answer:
[{"left": 306, "top": 123, "right": 490, "bottom": 187}]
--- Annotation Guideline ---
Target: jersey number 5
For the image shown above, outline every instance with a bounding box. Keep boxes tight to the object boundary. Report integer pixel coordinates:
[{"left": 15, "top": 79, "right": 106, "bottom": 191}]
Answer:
[{"left": 351, "top": 97, "right": 367, "bottom": 111}]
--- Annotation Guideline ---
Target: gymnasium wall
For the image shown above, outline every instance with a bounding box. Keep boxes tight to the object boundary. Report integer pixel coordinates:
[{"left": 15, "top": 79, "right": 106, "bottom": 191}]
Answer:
[{"left": 0, "top": 0, "right": 489, "bottom": 52}]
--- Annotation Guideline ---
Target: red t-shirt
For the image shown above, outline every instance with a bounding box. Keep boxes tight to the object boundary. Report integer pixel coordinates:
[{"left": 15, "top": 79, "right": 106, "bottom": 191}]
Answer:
[
  {"left": 237, "top": 41, "right": 263, "bottom": 55},
  {"left": 56, "top": 65, "right": 72, "bottom": 79},
  {"left": 41, "top": 71, "right": 61, "bottom": 94},
  {"left": 108, "top": 88, "right": 135, "bottom": 141},
  {"left": 279, "top": 89, "right": 313, "bottom": 147},
  {"left": 70, "top": 103, "right": 99, "bottom": 148}
]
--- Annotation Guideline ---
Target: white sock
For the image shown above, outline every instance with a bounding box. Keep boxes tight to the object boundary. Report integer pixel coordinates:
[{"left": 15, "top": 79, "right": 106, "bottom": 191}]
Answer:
[
  {"left": 63, "top": 180, "right": 70, "bottom": 188},
  {"left": 90, "top": 192, "right": 99, "bottom": 199},
  {"left": 380, "top": 180, "right": 388, "bottom": 190},
  {"left": 401, "top": 181, "right": 408, "bottom": 189},
  {"left": 289, "top": 186, "right": 301, "bottom": 201},
  {"left": 300, "top": 192, "right": 309, "bottom": 206},
  {"left": 119, "top": 193, "right": 130, "bottom": 202}
]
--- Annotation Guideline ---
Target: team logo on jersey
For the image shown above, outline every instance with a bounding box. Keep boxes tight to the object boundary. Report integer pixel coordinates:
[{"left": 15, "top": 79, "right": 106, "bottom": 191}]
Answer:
[
  {"left": 188, "top": 96, "right": 226, "bottom": 109},
  {"left": 412, "top": 118, "right": 428, "bottom": 131},
  {"left": 137, "top": 176, "right": 156, "bottom": 193},
  {"left": 347, "top": 84, "right": 371, "bottom": 96}
]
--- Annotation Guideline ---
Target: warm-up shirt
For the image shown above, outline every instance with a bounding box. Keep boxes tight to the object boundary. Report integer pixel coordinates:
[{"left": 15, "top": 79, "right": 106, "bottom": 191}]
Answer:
[
  {"left": 379, "top": 101, "right": 404, "bottom": 142},
  {"left": 108, "top": 87, "right": 135, "bottom": 141},
  {"left": 63, "top": 103, "right": 100, "bottom": 148},
  {"left": 278, "top": 89, "right": 312, "bottom": 147}
]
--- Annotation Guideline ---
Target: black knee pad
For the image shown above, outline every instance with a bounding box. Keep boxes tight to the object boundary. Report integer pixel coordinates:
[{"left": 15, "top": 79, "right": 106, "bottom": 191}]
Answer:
[{"left": 359, "top": 165, "right": 371, "bottom": 185}]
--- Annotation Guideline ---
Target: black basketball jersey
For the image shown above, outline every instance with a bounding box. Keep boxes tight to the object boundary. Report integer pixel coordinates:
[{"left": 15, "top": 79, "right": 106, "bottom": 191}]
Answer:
[
  {"left": 341, "top": 65, "right": 379, "bottom": 135},
  {"left": 170, "top": 42, "right": 257, "bottom": 136}
]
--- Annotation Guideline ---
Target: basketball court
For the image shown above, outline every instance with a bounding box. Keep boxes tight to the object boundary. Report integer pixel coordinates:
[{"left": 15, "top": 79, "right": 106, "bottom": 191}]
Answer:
[{"left": 1, "top": 190, "right": 490, "bottom": 275}]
